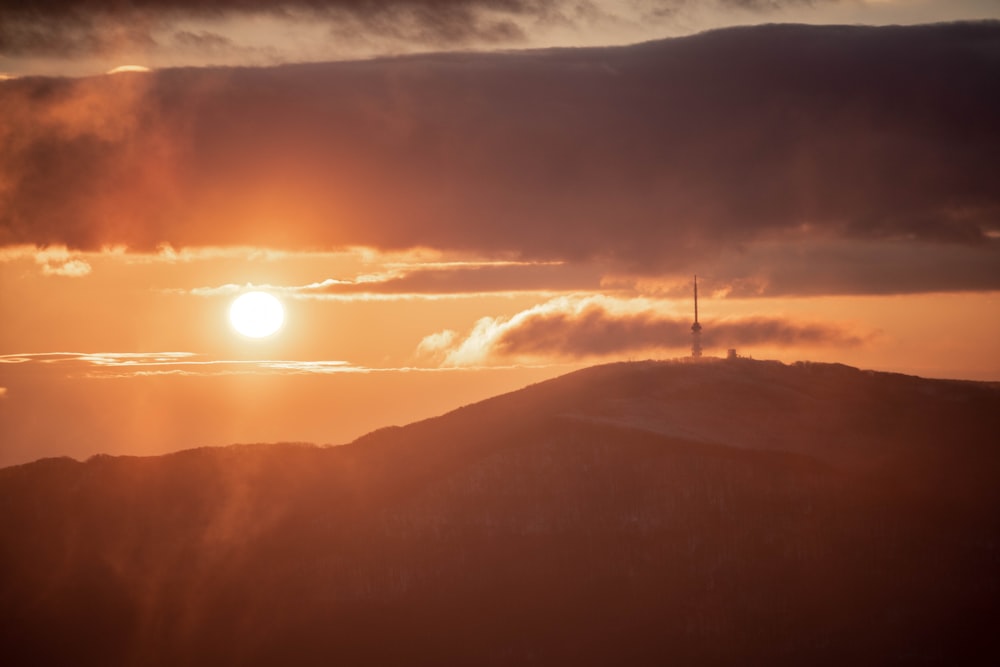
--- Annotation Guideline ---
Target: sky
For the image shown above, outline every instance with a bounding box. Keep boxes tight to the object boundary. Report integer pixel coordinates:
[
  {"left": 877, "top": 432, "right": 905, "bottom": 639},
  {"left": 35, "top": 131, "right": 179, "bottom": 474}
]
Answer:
[{"left": 2, "top": 0, "right": 999, "bottom": 467}]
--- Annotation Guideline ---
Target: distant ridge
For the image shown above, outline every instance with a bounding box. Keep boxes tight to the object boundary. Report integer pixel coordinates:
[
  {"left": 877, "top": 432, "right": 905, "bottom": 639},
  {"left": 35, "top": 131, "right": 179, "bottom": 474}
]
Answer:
[
  {"left": 354, "top": 357, "right": 999, "bottom": 467},
  {"left": 1, "top": 358, "right": 998, "bottom": 666}
]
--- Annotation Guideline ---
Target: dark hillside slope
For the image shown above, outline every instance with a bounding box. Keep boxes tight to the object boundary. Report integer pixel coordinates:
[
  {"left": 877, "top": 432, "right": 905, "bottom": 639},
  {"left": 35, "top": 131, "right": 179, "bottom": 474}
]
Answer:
[{"left": 1, "top": 359, "right": 998, "bottom": 666}]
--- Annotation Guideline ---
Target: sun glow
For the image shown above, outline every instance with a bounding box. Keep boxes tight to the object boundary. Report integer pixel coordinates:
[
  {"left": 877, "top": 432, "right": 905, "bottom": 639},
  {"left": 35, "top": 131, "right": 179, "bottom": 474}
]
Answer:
[{"left": 229, "top": 291, "right": 285, "bottom": 338}]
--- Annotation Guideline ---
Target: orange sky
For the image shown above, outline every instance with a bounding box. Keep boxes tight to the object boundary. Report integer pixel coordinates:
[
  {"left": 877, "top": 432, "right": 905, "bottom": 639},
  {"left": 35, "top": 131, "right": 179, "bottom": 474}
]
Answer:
[
  {"left": 1, "top": 3, "right": 999, "bottom": 466},
  {"left": 2, "top": 243, "right": 997, "bottom": 467}
]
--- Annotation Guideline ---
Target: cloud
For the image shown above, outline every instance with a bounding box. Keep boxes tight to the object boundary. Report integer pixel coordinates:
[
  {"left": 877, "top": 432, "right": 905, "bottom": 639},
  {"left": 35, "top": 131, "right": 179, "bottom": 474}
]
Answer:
[
  {"left": 416, "top": 329, "right": 459, "bottom": 357},
  {"left": 0, "top": 351, "right": 559, "bottom": 378},
  {"left": 182, "top": 260, "right": 602, "bottom": 300},
  {"left": 0, "top": 351, "right": 361, "bottom": 376},
  {"left": 33, "top": 246, "right": 92, "bottom": 277},
  {"left": 608, "top": 237, "right": 1000, "bottom": 298},
  {"left": 40, "top": 259, "right": 92, "bottom": 277},
  {"left": 420, "top": 296, "right": 868, "bottom": 365},
  {"left": 1, "top": 22, "right": 998, "bottom": 296},
  {"left": 299, "top": 261, "right": 597, "bottom": 295},
  {"left": 171, "top": 31, "right": 235, "bottom": 52},
  {"left": 0, "top": 10, "right": 158, "bottom": 58},
  {"left": 724, "top": 239, "right": 1000, "bottom": 297},
  {"left": 0, "top": 0, "right": 547, "bottom": 58},
  {"left": 4, "top": 1, "right": 833, "bottom": 58},
  {"left": 0, "top": 352, "right": 198, "bottom": 366}
]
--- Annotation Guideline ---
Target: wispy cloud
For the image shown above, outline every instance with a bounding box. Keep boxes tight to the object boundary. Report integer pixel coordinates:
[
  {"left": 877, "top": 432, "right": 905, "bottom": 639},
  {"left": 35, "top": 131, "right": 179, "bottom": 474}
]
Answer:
[
  {"left": 179, "top": 259, "right": 602, "bottom": 301},
  {"left": 0, "top": 352, "right": 353, "bottom": 376},
  {"left": 609, "top": 238, "right": 1000, "bottom": 298},
  {"left": 419, "top": 295, "right": 870, "bottom": 366},
  {"left": 16, "top": 246, "right": 93, "bottom": 277},
  {"left": 0, "top": 351, "right": 570, "bottom": 377},
  {"left": 141, "top": 244, "right": 324, "bottom": 264},
  {"left": 0, "top": 0, "right": 546, "bottom": 58},
  {"left": 0, "top": 352, "right": 352, "bottom": 377},
  {"left": 0, "top": 352, "right": 197, "bottom": 366}
]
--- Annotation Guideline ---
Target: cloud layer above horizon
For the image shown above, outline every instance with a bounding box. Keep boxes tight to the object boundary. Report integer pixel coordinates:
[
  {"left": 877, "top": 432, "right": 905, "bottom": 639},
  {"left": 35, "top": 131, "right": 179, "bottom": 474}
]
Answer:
[
  {"left": 418, "top": 295, "right": 868, "bottom": 366},
  {"left": 2, "top": 21, "right": 999, "bottom": 297},
  {"left": 0, "top": 0, "right": 843, "bottom": 60}
]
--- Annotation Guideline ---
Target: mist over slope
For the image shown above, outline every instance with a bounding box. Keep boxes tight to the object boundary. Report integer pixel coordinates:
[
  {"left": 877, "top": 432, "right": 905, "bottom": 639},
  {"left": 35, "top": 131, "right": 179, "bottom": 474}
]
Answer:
[{"left": 1, "top": 358, "right": 998, "bottom": 665}]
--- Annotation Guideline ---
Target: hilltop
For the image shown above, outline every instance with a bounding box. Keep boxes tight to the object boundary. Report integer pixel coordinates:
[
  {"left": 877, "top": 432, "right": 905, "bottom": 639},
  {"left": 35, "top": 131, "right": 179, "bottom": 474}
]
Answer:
[{"left": 1, "top": 358, "right": 998, "bottom": 665}]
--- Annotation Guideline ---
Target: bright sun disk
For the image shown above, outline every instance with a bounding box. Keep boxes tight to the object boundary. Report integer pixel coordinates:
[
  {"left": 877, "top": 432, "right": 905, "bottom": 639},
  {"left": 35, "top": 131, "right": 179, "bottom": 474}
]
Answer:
[{"left": 229, "top": 291, "right": 284, "bottom": 338}]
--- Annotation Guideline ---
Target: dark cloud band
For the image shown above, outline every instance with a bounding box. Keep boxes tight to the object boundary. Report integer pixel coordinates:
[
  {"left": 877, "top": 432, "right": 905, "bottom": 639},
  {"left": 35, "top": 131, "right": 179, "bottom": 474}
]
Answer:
[
  {"left": 1, "top": 22, "right": 998, "bottom": 295},
  {"left": 0, "top": 0, "right": 542, "bottom": 57}
]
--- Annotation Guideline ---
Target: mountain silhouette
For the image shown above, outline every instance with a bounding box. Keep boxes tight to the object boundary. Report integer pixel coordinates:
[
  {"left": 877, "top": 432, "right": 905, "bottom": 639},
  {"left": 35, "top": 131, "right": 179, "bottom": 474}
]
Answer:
[{"left": 1, "top": 358, "right": 998, "bottom": 666}]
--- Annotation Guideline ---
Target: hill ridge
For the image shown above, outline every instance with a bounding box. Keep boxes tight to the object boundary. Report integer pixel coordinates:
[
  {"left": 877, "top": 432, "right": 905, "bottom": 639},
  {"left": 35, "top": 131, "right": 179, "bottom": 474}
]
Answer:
[{"left": 1, "top": 358, "right": 997, "bottom": 666}]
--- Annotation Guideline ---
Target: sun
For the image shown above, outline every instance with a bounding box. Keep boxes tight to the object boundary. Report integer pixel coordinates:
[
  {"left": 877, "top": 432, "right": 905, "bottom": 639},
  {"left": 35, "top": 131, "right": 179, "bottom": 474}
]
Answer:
[{"left": 229, "top": 291, "right": 285, "bottom": 338}]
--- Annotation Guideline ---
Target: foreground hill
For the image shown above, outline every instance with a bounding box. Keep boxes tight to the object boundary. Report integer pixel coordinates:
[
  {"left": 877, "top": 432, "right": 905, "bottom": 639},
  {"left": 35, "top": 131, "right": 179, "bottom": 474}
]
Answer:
[{"left": 1, "top": 358, "right": 998, "bottom": 666}]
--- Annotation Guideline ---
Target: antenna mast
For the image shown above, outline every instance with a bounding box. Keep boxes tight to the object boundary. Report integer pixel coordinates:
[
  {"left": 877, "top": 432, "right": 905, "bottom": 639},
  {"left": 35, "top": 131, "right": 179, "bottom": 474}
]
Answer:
[{"left": 691, "top": 274, "right": 703, "bottom": 358}]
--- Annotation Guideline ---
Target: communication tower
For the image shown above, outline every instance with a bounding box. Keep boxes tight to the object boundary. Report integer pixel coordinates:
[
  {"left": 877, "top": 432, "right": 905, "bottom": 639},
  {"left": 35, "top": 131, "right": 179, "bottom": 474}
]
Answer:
[{"left": 691, "top": 275, "right": 702, "bottom": 358}]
